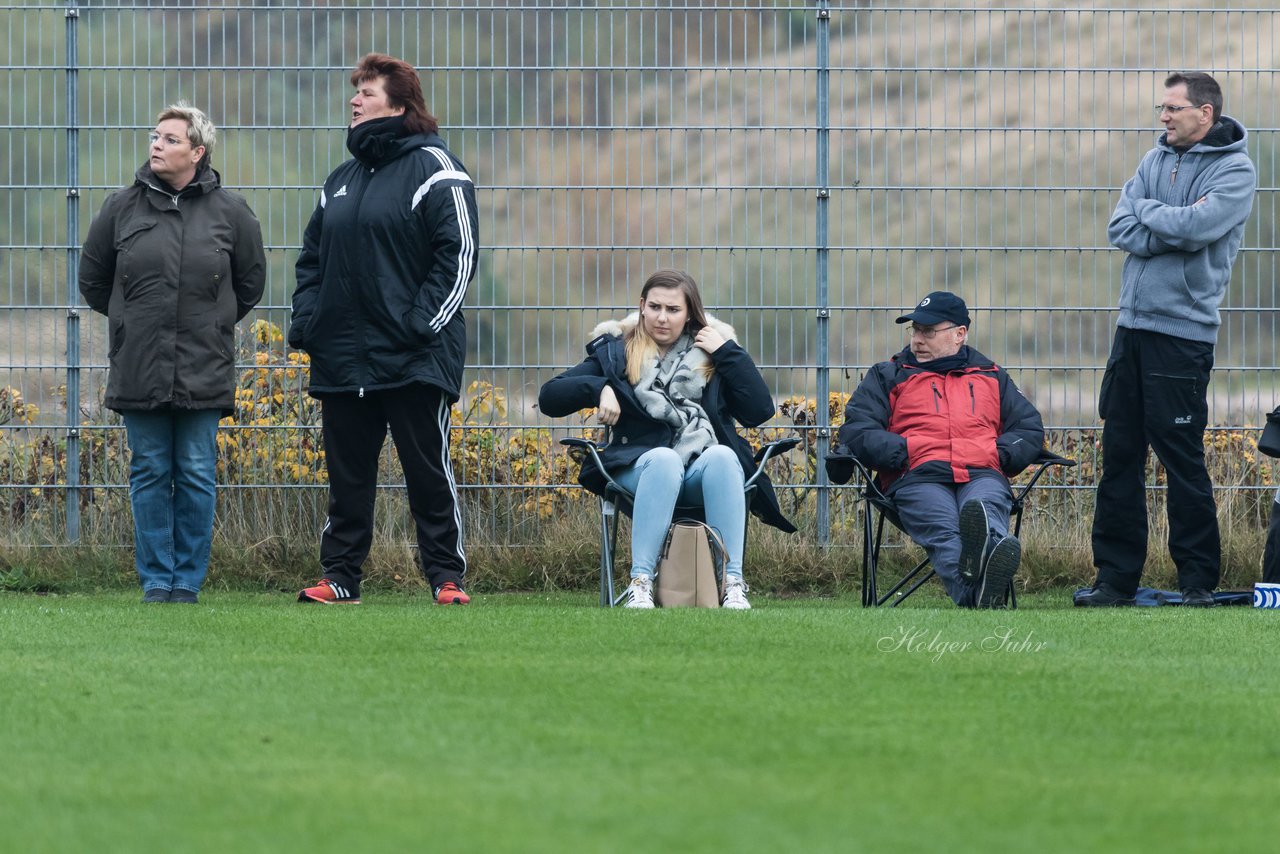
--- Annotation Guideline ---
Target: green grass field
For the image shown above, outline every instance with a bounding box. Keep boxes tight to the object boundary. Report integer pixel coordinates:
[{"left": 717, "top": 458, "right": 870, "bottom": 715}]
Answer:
[{"left": 1, "top": 590, "right": 1275, "bottom": 854}]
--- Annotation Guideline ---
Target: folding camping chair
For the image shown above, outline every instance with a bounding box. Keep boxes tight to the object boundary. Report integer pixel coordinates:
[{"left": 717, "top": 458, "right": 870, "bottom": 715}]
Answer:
[
  {"left": 827, "top": 448, "right": 1076, "bottom": 607},
  {"left": 560, "top": 435, "right": 801, "bottom": 606}
]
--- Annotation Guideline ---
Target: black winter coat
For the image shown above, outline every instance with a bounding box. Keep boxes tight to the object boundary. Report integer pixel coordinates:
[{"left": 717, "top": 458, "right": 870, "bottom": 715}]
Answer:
[
  {"left": 79, "top": 162, "right": 266, "bottom": 413},
  {"left": 539, "top": 317, "right": 797, "bottom": 533},
  {"left": 290, "top": 119, "right": 478, "bottom": 401}
]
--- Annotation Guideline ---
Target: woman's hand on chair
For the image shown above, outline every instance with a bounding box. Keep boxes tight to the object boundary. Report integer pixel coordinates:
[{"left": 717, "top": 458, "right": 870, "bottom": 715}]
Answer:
[
  {"left": 597, "top": 385, "right": 621, "bottom": 425},
  {"left": 694, "top": 326, "right": 725, "bottom": 354}
]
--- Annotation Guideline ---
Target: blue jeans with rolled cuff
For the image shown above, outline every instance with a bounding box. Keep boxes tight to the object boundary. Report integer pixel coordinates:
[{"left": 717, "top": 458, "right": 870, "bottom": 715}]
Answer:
[{"left": 123, "top": 409, "right": 222, "bottom": 596}]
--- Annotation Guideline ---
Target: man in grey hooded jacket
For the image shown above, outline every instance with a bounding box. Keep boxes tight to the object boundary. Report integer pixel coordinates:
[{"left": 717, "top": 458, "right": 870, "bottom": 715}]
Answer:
[{"left": 1082, "top": 72, "right": 1255, "bottom": 608}]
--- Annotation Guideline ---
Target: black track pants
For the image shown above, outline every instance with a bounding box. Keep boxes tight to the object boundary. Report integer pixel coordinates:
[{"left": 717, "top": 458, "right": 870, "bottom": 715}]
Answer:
[{"left": 318, "top": 385, "right": 466, "bottom": 593}]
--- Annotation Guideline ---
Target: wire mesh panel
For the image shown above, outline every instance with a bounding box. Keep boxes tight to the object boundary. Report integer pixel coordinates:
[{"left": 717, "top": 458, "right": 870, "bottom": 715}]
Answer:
[
  {"left": 0, "top": 2, "right": 1277, "bottom": 554},
  {"left": 826, "top": 4, "right": 1280, "bottom": 545}
]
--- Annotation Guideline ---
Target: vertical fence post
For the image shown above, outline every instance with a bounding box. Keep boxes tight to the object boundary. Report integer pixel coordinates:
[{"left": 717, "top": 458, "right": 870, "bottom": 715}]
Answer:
[
  {"left": 65, "top": 1, "right": 81, "bottom": 543},
  {"left": 815, "top": 1, "right": 831, "bottom": 544}
]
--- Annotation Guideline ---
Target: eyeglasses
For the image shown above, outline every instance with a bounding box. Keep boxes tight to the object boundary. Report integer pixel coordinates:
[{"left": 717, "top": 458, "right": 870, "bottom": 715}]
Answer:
[
  {"left": 1154, "top": 104, "right": 1202, "bottom": 115},
  {"left": 147, "top": 132, "right": 192, "bottom": 148},
  {"left": 908, "top": 324, "right": 960, "bottom": 339}
]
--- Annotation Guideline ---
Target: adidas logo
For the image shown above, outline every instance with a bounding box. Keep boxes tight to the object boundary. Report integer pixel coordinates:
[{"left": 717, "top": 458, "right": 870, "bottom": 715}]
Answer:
[{"left": 333, "top": 185, "right": 348, "bottom": 198}]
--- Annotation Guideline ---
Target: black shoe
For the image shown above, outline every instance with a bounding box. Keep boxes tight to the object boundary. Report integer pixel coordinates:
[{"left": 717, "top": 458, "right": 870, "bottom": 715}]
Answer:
[
  {"left": 977, "top": 536, "right": 1021, "bottom": 609},
  {"left": 1076, "top": 582, "right": 1136, "bottom": 607},
  {"left": 957, "top": 499, "right": 992, "bottom": 582},
  {"left": 170, "top": 589, "right": 199, "bottom": 604},
  {"left": 142, "top": 588, "right": 171, "bottom": 603},
  {"left": 1180, "top": 588, "right": 1215, "bottom": 608}
]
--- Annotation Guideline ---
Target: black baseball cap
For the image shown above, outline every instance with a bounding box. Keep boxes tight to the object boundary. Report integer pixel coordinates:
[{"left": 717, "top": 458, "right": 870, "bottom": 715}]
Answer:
[{"left": 895, "top": 291, "right": 971, "bottom": 327}]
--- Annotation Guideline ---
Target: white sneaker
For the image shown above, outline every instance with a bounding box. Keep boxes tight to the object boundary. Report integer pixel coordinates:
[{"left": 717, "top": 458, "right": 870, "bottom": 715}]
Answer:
[
  {"left": 722, "top": 577, "right": 751, "bottom": 610},
  {"left": 624, "top": 574, "right": 655, "bottom": 609}
]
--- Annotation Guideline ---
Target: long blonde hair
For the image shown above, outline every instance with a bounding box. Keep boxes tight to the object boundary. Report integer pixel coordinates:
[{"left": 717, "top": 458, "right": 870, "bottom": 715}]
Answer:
[{"left": 624, "top": 269, "right": 712, "bottom": 384}]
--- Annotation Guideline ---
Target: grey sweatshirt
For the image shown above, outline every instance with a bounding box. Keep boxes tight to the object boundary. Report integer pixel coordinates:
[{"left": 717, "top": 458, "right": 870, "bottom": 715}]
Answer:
[{"left": 1107, "top": 116, "right": 1255, "bottom": 343}]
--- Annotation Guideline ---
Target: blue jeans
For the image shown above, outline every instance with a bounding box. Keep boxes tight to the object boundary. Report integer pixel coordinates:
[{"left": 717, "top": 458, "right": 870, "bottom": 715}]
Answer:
[
  {"left": 123, "top": 409, "right": 222, "bottom": 595},
  {"left": 612, "top": 445, "right": 747, "bottom": 580}
]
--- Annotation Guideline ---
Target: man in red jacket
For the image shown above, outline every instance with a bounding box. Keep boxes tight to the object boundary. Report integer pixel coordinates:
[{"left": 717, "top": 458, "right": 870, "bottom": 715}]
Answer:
[{"left": 838, "top": 292, "right": 1045, "bottom": 608}]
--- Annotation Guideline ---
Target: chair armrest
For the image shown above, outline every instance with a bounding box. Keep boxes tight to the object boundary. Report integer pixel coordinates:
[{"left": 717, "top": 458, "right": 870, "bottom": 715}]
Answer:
[
  {"left": 825, "top": 449, "right": 894, "bottom": 510},
  {"left": 559, "top": 437, "right": 602, "bottom": 451},
  {"left": 752, "top": 436, "right": 801, "bottom": 464},
  {"left": 825, "top": 449, "right": 878, "bottom": 486},
  {"left": 1012, "top": 450, "right": 1077, "bottom": 501},
  {"left": 1033, "top": 449, "right": 1077, "bottom": 468},
  {"left": 559, "top": 437, "right": 632, "bottom": 501},
  {"left": 825, "top": 450, "right": 855, "bottom": 485},
  {"left": 559, "top": 437, "right": 605, "bottom": 467},
  {"left": 745, "top": 437, "right": 802, "bottom": 491}
]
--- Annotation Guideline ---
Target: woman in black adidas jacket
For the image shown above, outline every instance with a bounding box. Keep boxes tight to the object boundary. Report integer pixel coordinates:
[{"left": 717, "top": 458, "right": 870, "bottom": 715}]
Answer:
[{"left": 289, "top": 53, "right": 479, "bottom": 606}]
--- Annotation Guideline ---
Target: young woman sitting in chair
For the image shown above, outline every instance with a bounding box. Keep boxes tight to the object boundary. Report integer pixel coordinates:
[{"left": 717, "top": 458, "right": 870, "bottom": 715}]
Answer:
[{"left": 539, "top": 269, "right": 796, "bottom": 609}]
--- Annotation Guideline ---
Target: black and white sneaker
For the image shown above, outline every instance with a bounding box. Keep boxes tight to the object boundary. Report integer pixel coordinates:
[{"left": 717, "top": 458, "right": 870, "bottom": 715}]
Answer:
[
  {"left": 957, "top": 499, "right": 992, "bottom": 583},
  {"left": 977, "top": 536, "right": 1021, "bottom": 609},
  {"left": 297, "top": 579, "right": 361, "bottom": 604},
  {"left": 623, "top": 575, "right": 655, "bottom": 609}
]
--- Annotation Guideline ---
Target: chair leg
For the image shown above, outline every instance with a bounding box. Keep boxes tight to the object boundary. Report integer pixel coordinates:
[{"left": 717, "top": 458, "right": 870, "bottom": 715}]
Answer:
[
  {"left": 885, "top": 560, "right": 934, "bottom": 607},
  {"left": 865, "top": 503, "right": 941, "bottom": 607},
  {"left": 600, "top": 499, "right": 615, "bottom": 607},
  {"left": 863, "top": 509, "right": 889, "bottom": 607},
  {"left": 1008, "top": 505, "right": 1024, "bottom": 609},
  {"left": 861, "top": 506, "right": 874, "bottom": 607}
]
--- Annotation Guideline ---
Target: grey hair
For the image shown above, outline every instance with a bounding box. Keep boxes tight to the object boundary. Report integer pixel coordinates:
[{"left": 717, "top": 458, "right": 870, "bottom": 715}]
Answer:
[{"left": 156, "top": 101, "right": 216, "bottom": 160}]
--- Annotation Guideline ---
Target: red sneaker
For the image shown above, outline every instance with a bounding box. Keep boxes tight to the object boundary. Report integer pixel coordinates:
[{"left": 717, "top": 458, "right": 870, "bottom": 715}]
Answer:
[
  {"left": 297, "top": 579, "right": 360, "bottom": 604},
  {"left": 434, "top": 582, "right": 470, "bottom": 605}
]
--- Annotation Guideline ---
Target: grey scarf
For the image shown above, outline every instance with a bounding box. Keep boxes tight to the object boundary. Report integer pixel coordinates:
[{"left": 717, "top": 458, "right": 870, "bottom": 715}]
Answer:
[{"left": 632, "top": 333, "right": 717, "bottom": 466}]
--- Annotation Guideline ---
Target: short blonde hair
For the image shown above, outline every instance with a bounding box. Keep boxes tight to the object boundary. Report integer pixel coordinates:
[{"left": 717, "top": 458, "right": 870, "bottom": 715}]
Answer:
[{"left": 156, "top": 101, "right": 216, "bottom": 160}]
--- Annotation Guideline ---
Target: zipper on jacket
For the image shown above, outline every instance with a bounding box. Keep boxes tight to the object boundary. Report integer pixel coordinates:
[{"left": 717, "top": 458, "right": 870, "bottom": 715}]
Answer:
[
  {"left": 1171, "top": 152, "right": 1183, "bottom": 185},
  {"left": 144, "top": 180, "right": 181, "bottom": 207},
  {"left": 969, "top": 381, "right": 976, "bottom": 413},
  {"left": 931, "top": 381, "right": 942, "bottom": 413},
  {"left": 349, "top": 172, "right": 372, "bottom": 394}
]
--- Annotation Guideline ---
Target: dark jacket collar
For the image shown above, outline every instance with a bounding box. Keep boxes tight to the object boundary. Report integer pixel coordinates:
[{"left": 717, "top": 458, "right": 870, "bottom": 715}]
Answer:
[
  {"left": 134, "top": 159, "right": 220, "bottom": 199},
  {"left": 346, "top": 115, "right": 441, "bottom": 167},
  {"left": 893, "top": 344, "right": 995, "bottom": 374}
]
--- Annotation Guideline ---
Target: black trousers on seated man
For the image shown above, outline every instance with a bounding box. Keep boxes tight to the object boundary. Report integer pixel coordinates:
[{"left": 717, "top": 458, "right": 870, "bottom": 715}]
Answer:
[
  {"left": 894, "top": 476, "right": 1013, "bottom": 606},
  {"left": 1091, "top": 327, "right": 1219, "bottom": 594},
  {"left": 318, "top": 383, "right": 467, "bottom": 596}
]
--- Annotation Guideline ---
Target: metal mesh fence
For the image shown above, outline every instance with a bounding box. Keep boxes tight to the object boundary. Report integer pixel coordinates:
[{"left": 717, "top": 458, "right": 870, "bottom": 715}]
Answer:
[{"left": 2, "top": 2, "right": 1278, "bottom": 550}]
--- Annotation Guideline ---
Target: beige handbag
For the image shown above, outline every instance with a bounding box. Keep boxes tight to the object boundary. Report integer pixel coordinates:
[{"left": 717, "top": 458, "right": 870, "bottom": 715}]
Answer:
[{"left": 654, "top": 519, "right": 726, "bottom": 608}]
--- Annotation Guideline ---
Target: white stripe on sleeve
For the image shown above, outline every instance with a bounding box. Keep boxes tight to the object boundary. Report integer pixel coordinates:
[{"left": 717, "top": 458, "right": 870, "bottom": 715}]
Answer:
[{"left": 427, "top": 184, "right": 474, "bottom": 333}]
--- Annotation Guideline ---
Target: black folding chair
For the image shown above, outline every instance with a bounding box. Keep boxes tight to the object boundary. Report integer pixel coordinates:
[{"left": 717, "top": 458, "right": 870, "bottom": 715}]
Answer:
[
  {"left": 827, "top": 448, "right": 1076, "bottom": 607},
  {"left": 561, "top": 435, "right": 801, "bottom": 606}
]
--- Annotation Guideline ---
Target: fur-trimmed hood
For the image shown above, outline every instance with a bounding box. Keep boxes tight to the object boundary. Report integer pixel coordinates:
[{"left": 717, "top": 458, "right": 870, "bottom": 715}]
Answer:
[{"left": 589, "top": 312, "right": 737, "bottom": 344}]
